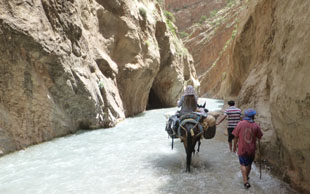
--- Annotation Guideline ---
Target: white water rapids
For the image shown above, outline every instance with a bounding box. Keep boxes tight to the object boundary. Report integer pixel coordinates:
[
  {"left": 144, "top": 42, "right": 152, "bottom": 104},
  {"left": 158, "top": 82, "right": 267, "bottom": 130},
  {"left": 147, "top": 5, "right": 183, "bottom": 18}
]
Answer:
[{"left": 0, "top": 98, "right": 297, "bottom": 194}]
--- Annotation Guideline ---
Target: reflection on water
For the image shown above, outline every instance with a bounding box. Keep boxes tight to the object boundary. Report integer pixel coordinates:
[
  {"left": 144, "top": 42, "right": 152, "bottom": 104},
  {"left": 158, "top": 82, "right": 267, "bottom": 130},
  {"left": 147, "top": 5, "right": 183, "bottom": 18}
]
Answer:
[{"left": 0, "top": 98, "right": 297, "bottom": 194}]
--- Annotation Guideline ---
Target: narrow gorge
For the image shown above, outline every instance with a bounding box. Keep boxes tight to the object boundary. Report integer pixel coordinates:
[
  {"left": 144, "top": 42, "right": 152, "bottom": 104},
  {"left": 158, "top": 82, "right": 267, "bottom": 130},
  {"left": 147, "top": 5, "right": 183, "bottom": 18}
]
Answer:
[
  {"left": 0, "top": 0, "right": 197, "bottom": 153},
  {"left": 166, "top": 0, "right": 310, "bottom": 193},
  {"left": 0, "top": 0, "right": 310, "bottom": 193}
]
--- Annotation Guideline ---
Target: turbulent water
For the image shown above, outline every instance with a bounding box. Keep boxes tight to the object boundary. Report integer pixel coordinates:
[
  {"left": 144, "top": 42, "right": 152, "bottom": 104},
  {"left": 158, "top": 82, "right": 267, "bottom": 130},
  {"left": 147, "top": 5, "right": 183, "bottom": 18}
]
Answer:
[{"left": 0, "top": 98, "right": 297, "bottom": 194}]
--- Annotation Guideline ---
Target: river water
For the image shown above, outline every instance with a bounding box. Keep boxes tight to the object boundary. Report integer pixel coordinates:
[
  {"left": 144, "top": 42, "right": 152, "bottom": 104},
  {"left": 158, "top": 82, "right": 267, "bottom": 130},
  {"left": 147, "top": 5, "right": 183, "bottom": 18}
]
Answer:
[{"left": 0, "top": 98, "right": 297, "bottom": 194}]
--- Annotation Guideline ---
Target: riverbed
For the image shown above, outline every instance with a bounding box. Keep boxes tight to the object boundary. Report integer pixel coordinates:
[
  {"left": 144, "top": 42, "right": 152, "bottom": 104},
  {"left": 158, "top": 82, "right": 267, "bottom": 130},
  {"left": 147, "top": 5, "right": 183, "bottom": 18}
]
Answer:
[{"left": 0, "top": 98, "right": 297, "bottom": 194}]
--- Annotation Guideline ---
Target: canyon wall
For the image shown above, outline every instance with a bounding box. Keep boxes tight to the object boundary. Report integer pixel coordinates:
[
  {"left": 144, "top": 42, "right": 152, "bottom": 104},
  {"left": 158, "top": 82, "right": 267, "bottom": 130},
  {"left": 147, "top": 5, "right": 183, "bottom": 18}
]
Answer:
[
  {"left": 164, "top": 0, "right": 242, "bottom": 97},
  {"left": 220, "top": 0, "right": 310, "bottom": 192},
  {"left": 165, "top": 0, "right": 227, "bottom": 32},
  {"left": 0, "top": 0, "right": 197, "bottom": 155},
  {"left": 167, "top": 0, "right": 310, "bottom": 192},
  {"left": 184, "top": 2, "right": 242, "bottom": 97}
]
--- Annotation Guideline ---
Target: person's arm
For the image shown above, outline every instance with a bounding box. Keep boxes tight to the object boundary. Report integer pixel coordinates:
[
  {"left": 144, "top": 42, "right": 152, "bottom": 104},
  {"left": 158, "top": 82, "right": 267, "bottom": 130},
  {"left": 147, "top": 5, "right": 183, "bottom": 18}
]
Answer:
[
  {"left": 232, "top": 123, "right": 240, "bottom": 153},
  {"left": 177, "top": 95, "right": 184, "bottom": 107},
  {"left": 216, "top": 115, "right": 227, "bottom": 125}
]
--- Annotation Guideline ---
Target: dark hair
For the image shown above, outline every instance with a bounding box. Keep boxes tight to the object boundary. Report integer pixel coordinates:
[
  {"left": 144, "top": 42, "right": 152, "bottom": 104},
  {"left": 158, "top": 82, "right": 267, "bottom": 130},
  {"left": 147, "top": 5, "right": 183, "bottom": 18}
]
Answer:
[
  {"left": 228, "top": 100, "right": 235, "bottom": 106},
  {"left": 183, "top": 95, "right": 196, "bottom": 109},
  {"left": 180, "top": 95, "right": 197, "bottom": 114}
]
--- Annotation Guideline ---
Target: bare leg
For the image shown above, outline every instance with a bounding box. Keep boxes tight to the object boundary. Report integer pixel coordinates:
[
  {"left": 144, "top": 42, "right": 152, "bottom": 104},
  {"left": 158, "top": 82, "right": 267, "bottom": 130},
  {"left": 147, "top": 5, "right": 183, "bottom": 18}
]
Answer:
[
  {"left": 246, "top": 165, "right": 252, "bottom": 179},
  {"left": 240, "top": 165, "right": 248, "bottom": 184},
  {"left": 229, "top": 142, "right": 232, "bottom": 152}
]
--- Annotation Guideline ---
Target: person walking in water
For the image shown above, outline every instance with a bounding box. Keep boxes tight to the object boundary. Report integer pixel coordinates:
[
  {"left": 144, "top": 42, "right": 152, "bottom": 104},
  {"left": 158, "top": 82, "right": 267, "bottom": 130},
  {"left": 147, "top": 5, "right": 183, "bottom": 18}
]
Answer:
[
  {"left": 232, "top": 109, "right": 263, "bottom": 189},
  {"left": 216, "top": 100, "right": 241, "bottom": 152}
]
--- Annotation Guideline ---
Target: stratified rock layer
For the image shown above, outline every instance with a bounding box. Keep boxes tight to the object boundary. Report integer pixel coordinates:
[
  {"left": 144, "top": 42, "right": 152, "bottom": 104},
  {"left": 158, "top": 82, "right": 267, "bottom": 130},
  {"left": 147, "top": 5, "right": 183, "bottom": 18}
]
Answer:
[
  {"left": 0, "top": 0, "right": 197, "bottom": 155},
  {"left": 184, "top": 2, "right": 242, "bottom": 97},
  {"left": 165, "top": 0, "right": 227, "bottom": 32}
]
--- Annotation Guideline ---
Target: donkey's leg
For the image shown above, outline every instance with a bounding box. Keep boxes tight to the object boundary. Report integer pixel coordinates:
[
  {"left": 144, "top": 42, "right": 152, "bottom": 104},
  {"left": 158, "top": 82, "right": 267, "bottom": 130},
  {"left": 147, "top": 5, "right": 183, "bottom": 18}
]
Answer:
[
  {"left": 197, "top": 139, "right": 201, "bottom": 153},
  {"left": 186, "top": 130, "right": 193, "bottom": 172},
  {"left": 186, "top": 148, "right": 192, "bottom": 172}
]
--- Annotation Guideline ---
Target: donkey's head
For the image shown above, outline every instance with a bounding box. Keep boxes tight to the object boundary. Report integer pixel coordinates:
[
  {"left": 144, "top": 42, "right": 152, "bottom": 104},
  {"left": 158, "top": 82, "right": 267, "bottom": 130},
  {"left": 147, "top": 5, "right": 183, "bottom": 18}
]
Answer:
[
  {"left": 197, "top": 102, "right": 206, "bottom": 108},
  {"left": 197, "top": 102, "right": 208, "bottom": 113}
]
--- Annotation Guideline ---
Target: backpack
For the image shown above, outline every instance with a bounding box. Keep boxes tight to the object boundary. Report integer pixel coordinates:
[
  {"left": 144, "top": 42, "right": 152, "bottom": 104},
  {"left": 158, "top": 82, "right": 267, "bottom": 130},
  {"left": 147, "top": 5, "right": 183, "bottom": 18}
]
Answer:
[{"left": 165, "top": 115, "right": 179, "bottom": 138}]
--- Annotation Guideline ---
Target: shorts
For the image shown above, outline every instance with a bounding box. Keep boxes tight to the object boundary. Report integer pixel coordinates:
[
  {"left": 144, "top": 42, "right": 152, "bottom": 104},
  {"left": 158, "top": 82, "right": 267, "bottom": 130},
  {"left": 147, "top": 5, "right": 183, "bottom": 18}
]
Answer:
[
  {"left": 239, "top": 155, "right": 254, "bottom": 166},
  {"left": 227, "top": 128, "right": 235, "bottom": 143}
]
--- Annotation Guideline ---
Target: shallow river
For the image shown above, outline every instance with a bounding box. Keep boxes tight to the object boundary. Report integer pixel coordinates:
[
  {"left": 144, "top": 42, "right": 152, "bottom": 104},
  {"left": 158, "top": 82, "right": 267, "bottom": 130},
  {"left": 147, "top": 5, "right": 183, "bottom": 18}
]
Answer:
[{"left": 0, "top": 98, "right": 297, "bottom": 194}]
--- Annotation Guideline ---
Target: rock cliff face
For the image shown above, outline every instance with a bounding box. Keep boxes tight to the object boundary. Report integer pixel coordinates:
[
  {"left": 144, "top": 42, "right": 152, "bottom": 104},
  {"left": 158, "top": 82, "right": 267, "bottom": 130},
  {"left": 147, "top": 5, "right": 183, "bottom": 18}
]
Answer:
[
  {"left": 165, "top": 0, "right": 227, "bottom": 32},
  {"left": 220, "top": 0, "right": 310, "bottom": 192},
  {"left": 184, "top": 2, "right": 242, "bottom": 97},
  {"left": 0, "top": 0, "right": 197, "bottom": 155},
  {"left": 167, "top": 0, "right": 310, "bottom": 192},
  {"left": 164, "top": 0, "right": 243, "bottom": 97}
]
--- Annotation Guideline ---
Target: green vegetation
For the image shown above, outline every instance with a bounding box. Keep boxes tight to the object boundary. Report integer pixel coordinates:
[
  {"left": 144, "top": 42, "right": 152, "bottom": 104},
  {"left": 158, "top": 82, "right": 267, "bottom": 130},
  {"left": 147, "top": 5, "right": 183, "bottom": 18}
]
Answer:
[
  {"left": 199, "top": 15, "right": 208, "bottom": 24},
  {"left": 226, "top": 0, "right": 235, "bottom": 7},
  {"left": 98, "top": 81, "right": 104, "bottom": 89},
  {"left": 216, "top": 18, "right": 223, "bottom": 27},
  {"left": 164, "top": 10, "right": 175, "bottom": 22},
  {"left": 231, "top": 24, "right": 238, "bottom": 39},
  {"left": 145, "top": 40, "right": 151, "bottom": 48},
  {"left": 209, "top": 18, "right": 222, "bottom": 28},
  {"left": 163, "top": 9, "right": 189, "bottom": 57},
  {"left": 139, "top": 7, "right": 147, "bottom": 18},
  {"left": 176, "top": 45, "right": 190, "bottom": 56},
  {"left": 167, "top": 20, "right": 177, "bottom": 36},
  {"left": 231, "top": 29, "right": 237, "bottom": 39},
  {"left": 164, "top": 10, "right": 177, "bottom": 36},
  {"left": 179, "top": 31, "right": 189, "bottom": 38},
  {"left": 210, "top": 10, "right": 217, "bottom": 17}
]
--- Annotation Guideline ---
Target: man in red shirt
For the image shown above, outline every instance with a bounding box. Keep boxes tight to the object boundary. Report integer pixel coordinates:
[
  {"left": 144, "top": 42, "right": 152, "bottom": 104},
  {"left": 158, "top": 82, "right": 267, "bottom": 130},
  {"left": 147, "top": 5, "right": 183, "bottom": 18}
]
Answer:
[{"left": 232, "top": 109, "right": 263, "bottom": 189}]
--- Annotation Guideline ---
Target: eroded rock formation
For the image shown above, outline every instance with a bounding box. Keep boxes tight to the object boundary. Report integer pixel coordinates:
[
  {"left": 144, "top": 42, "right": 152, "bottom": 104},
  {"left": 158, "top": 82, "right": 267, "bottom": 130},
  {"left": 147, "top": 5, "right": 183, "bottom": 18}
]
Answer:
[
  {"left": 220, "top": 0, "right": 310, "bottom": 192},
  {"left": 184, "top": 2, "right": 242, "bottom": 97},
  {"left": 165, "top": 0, "right": 227, "bottom": 32},
  {"left": 0, "top": 0, "right": 197, "bottom": 155},
  {"left": 168, "top": 0, "right": 310, "bottom": 192},
  {"left": 164, "top": 0, "right": 243, "bottom": 97}
]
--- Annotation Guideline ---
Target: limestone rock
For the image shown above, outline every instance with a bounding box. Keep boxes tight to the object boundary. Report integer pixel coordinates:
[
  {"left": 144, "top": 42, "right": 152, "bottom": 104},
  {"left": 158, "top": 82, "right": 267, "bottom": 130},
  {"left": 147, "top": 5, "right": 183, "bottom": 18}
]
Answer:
[
  {"left": 223, "top": 0, "right": 310, "bottom": 192},
  {"left": 165, "top": 0, "right": 227, "bottom": 32},
  {"left": 167, "top": 0, "right": 310, "bottom": 192},
  {"left": 0, "top": 0, "right": 198, "bottom": 155}
]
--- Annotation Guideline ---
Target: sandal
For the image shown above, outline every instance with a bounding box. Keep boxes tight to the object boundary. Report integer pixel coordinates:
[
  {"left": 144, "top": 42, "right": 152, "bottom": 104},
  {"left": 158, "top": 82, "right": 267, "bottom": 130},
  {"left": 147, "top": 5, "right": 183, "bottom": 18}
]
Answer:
[{"left": 244, "top": 182, "right": 251, "bottom": 189}]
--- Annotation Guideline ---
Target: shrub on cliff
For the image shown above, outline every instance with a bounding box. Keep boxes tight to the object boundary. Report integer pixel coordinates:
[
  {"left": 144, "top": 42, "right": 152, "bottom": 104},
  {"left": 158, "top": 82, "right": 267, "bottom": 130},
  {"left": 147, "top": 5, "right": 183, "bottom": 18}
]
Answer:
[{"left": 139, "top": 7, "right": 147, "bottom": 18}]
